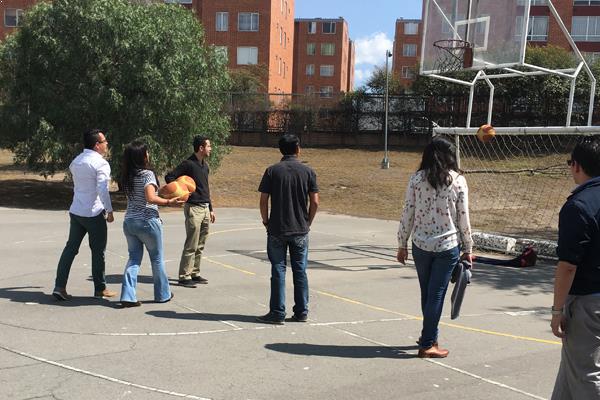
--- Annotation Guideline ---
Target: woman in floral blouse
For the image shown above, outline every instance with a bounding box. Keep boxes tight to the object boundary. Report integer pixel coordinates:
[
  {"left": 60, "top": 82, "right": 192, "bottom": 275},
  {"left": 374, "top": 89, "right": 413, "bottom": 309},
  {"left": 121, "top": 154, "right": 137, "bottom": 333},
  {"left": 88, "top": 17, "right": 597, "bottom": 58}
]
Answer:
[{"left": 397, "top": 136, "right": 473, "bottom": 358}]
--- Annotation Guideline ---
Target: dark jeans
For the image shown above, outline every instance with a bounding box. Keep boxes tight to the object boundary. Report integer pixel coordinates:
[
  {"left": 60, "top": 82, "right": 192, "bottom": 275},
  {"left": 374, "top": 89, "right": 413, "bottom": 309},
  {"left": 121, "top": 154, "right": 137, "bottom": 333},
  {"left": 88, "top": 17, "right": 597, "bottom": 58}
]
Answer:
[
  {"left": 267, "top": 234, "right": 309, "bottom": 319},
  {"left": 412, "top": 243, "right": 460, "bottom": 349},
  {"left": 55, "top": 212, "right": 107, "bottom": 292}
]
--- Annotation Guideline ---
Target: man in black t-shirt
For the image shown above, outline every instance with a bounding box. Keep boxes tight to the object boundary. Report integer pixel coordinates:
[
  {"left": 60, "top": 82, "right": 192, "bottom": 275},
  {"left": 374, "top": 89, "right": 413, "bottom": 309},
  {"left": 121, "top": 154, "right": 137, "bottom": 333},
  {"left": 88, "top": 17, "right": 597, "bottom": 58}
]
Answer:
[
  {"left": 165, "top": 136, "right": 215, "bottom": 288},
  {"left": 551, "top": 137, "right": 600, "bottom": 400},
  {"left": 256, "top": 134, "right": 319, "bottom": 324}
]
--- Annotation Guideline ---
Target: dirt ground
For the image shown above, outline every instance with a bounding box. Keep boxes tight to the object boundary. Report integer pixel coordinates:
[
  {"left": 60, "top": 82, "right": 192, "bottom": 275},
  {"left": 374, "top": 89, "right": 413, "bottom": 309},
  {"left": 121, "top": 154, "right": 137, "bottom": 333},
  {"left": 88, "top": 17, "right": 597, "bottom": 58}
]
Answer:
[
  {"left": 0, "top": 146, "right": 572, "bottom": 239},
  {"left": 0, "top": 147, "right": 421, "bottom": 221}
]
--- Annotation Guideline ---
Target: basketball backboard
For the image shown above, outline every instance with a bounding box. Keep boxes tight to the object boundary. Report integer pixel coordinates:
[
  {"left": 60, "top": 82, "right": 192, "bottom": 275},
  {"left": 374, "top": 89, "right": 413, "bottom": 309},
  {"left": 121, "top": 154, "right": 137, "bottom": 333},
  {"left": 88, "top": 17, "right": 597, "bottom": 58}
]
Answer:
[{"left": 421, "top": 0, "right": 529, "bottom": 74}]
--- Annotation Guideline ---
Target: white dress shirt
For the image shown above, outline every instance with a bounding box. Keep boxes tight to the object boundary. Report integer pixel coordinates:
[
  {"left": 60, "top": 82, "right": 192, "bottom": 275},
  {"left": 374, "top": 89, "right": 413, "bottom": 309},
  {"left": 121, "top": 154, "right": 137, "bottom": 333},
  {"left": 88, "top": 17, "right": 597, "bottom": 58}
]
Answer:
[
  {"left": 69, "top": 149, "right": 113, "bottom": 217},
  {"left": 397, "top": 169, "right": 473, "bottom": 253}
]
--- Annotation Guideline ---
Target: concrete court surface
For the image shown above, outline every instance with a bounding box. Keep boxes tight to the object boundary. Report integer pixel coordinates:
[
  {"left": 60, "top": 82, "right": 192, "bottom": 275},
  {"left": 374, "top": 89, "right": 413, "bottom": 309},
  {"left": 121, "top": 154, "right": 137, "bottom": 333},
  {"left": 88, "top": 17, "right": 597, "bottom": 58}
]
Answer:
[{"left": 0, "top": 206, "right": 561, "bottom": 400}]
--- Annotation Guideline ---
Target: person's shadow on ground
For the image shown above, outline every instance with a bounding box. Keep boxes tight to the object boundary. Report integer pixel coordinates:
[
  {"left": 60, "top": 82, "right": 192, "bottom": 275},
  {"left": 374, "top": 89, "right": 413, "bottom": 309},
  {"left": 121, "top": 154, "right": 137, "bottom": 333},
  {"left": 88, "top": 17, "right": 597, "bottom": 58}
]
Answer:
[
  {"left": 0, "top": 286, "right": 119, "bottom": 308},
  {"left": 265, "top": 343, "right": 418, "bottom": 359},
  {"left": 146, "top": 310, "right": 260, "bottom": 324}
]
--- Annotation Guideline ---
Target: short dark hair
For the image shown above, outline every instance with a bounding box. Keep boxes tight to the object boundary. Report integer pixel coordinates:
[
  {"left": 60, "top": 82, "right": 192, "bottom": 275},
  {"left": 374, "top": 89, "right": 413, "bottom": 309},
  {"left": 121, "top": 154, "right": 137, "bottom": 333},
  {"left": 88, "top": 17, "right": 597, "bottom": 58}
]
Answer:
[
  {"left": 278, "top": 134, "right": 300, "bottom": 156},
  {"left": 193, "top": 136, "right": 209, "bottom": 153},
  {"left": 571, "top": 137, "right": 600, "bottom": 177},
  {"left": 83, "top": 129, "right": 104, "bottom": 150}
]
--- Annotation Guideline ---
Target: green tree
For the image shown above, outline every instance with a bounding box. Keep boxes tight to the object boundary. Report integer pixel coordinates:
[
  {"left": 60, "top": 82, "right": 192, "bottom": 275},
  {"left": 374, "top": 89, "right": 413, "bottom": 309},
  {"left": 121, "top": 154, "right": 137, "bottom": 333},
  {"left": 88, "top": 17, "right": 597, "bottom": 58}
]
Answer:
[
  {"left": 361, "top": 65, "right": 404, "bottom": 95},
  {"left": 0, "top": 0, "right": 230, "bottom": 178}
]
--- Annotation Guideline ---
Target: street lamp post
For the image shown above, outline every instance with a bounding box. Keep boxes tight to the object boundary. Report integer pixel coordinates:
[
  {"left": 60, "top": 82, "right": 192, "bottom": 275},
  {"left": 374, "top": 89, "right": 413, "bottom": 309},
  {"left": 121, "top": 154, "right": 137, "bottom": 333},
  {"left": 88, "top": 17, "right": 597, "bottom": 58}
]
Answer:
[{"left": 381, "top": 49, "right": 392, "bottom": 169}]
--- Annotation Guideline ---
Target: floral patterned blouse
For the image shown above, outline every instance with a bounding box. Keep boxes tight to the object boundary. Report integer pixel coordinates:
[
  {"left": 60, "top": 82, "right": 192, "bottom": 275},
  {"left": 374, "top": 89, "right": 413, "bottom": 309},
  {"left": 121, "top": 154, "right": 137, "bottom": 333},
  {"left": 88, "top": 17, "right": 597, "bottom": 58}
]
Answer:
[{"left": 397, "top": 169, "right": 473, "bottom": 253}]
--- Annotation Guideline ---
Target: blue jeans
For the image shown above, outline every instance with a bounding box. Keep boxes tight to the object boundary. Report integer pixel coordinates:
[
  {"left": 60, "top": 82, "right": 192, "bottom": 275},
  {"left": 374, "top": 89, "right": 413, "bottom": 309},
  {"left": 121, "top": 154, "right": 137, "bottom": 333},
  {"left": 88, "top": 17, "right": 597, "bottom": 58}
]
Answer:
[
  {"left": 267, "top": 234, "right": 309, "bottom": 319},
  {"left": 121, "top": 218, "right": 171, "bottom": 302},
  {"left": 412, "top": 243, "right": 460, "bottom": 349}
]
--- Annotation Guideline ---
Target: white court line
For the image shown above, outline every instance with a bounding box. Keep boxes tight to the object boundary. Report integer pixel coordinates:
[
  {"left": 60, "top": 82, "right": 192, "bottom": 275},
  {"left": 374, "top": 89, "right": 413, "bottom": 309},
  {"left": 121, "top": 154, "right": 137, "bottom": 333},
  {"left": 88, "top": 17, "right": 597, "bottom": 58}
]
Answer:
[
  {"left": 0, "top": 345, "right": 211, "bottom": 400},
  {"left": 179, "top": 304, "right": 243, "bottom": 330},
  {"left": 328, "top": 326, "right": 547, "bottom": 400}
]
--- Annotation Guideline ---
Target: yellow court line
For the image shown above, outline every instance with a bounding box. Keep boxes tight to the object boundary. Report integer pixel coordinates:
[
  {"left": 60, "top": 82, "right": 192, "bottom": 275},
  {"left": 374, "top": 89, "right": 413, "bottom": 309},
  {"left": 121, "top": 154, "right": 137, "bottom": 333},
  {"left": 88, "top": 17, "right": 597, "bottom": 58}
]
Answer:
[
  {"left": 205, "top": 257, "right": 256, "bottom": 275},
  {"left": 314, "top": 289, "right": 561, "bottom": 346},
  {"left": 202, "top": 237, "right": 561, "bottom": 346},
  {"left": 208, "top": 227, "right": 263, "bottom": 236}
]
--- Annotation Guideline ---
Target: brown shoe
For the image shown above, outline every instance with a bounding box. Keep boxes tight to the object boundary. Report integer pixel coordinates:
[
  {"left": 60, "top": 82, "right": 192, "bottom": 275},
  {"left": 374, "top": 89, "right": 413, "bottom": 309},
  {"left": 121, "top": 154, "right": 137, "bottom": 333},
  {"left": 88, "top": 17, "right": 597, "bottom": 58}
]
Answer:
[
  {"left": 418, "top": 344, "right": 449, "bottom": 358},
  {"left": 94, "top": 289, "right": 117, "bottom": 298}
]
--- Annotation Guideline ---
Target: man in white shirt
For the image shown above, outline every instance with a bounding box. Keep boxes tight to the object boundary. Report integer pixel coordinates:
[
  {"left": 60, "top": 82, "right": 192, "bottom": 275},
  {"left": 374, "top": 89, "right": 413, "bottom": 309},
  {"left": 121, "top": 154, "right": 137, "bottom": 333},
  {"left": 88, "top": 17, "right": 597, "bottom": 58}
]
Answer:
[{"left": 52, "top": 129, "right": 117, "bottom": 300}]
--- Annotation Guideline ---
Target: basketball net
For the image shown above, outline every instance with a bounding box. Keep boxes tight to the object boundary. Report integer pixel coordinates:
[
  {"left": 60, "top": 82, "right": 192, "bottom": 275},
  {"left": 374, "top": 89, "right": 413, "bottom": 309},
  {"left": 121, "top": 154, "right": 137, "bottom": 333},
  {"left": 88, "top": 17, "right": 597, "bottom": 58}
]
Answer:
[{"left": 433, "top": 39, "right": 473, "bottom": 74}]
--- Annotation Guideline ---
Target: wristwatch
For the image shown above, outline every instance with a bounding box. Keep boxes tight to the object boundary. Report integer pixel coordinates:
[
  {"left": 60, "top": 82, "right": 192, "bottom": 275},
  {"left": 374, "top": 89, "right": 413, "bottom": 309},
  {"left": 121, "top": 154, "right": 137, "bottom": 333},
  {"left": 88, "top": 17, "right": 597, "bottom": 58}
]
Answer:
[{"left": 551, "top": 305, "right": 563, "bottom": 316}]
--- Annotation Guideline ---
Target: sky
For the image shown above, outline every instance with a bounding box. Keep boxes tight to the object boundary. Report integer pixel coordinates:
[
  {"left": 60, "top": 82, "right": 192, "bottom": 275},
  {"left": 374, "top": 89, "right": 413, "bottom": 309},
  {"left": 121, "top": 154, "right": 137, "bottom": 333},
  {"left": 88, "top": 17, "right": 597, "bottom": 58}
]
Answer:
[{"left": 295, "top": 0, "right": 423, "bottom": 88}]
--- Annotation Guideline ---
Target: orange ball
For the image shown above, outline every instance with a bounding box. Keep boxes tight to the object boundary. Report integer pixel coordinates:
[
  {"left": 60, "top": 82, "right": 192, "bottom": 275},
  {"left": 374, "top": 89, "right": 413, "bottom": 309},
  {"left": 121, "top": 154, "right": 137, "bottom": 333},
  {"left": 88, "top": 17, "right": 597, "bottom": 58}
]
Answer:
[
  {"left": 158, "top": 181, "right": 188, "bottom": 199},
  {"left": 476, "top": 124, "right": 496, "bottom": 143},
  {"left": 176, "top": 175, "right": 196, "bottom": 193}
]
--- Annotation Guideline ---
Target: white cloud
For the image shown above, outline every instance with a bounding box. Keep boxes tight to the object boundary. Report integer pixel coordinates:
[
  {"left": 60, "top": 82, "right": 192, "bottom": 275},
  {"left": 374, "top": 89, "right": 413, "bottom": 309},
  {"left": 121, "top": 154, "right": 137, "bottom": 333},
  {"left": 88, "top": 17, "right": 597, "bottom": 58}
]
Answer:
[
  {"left": 353, "top": 32, "right": 393, "bottom": 88},
  {"left": 355, "top": 32, "right": 393, "bottom": 66}
]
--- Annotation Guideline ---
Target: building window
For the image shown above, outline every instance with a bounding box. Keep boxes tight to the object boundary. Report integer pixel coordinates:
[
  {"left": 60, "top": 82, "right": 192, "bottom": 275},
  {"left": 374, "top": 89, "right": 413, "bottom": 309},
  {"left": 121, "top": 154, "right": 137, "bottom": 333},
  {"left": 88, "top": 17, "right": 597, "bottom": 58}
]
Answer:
[
  {"left": 402, "top": 66, "right": 416, "bottom": 79},
  {"left": 307, "top": 43, "right": 316, "bottom": 55},
  {"left": 283, "top": 61, "right": 286, "bottom": 78},
  {"left": 320, "top": 86, "right": 334, "bottom": 98},
  {"left": 238, "top": 12, "right": 259, "bottom": 32},
  {"left": 320, "top": 65, "right": 334, "bottom": 76},
  {"left": 404, "top": 22, "right": 419, "bottom": 35},
  {"left": 284, "top": 31, "right": 287, "bottom": 48},
  {"left": 4, "top": 8, "right": 24, "bottom": 27},
  {"left": 574, "top": 0, "right": 600, "bottom": 5},
  {"left": 279, "top": 27, "right": 283, "bottom": 44},
  {"left": 572, "top": 16, "right": 600, "bottom": 41},
  {"left": 516, "top": 16, "right": 548, "bottom": 41},
  {"left": 281, "top": 0, "right": 284, "bottom": 13},
  {"left": 306, "top": 85, "right": 316, "bottom": 94},
  {"left": 308, "top": 21, "right": 317, "bottom": 34},
  {"left": 321, "top": 43, "right": 335, "bottom": 56},
  {"left": 278, "top": 57, "right": 281, "bottom": 74},
  {"left": 323, "top": 21, "right": 336, "bottom": 34},
  {"left": 215, "top": 46, "right": 228, "bottom": 62},
  {"left": 216, "top": 12, "right": 228, "bottom": 32},
  {"left": 402, "top": 44, "right": 417, "bottom": 57},
  {"left": 306, "top": 64, "right": 315, "bottom": 76},
  {"left": 237, "top": 47, "right": 258, "bottom": 65}
]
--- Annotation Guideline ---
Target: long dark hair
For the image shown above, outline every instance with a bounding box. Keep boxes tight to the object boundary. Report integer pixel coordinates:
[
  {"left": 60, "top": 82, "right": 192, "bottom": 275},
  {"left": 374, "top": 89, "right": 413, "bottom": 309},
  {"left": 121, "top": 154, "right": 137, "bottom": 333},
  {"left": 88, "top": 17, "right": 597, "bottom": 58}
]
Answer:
[
  {"left": 121, "top": 141, "right": 153, "bottom": 199},
  {"left": 418, "top": 136, "right": 459, "bottom": 190}
]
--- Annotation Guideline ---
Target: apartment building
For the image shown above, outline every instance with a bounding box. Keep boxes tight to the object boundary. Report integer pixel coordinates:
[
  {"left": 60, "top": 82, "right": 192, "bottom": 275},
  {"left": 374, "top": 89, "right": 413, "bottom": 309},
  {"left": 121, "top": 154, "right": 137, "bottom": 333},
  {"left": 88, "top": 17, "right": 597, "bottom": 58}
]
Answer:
[
  {"left": 292, "top": 18, "right": 355, "bottom": 97},
  {"left": 193, "top": 0, "right": 295, "bottom": 94},
  {"left": 392, "top": 18, "right": 422, "bottom": 87},
  {"left": 393, "top": 0, "right": 600, "bottom": 87},
  {"left": 1, "top": 0, "right": 36, "bottom": 40}
]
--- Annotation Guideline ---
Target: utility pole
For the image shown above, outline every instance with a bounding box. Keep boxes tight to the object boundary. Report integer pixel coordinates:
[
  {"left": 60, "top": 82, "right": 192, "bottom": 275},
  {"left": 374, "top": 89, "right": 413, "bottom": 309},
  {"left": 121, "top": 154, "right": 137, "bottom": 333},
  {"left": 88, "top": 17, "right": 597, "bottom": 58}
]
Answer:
[{"left": 381, "top": 49, "right": 393, "bottom": 169}]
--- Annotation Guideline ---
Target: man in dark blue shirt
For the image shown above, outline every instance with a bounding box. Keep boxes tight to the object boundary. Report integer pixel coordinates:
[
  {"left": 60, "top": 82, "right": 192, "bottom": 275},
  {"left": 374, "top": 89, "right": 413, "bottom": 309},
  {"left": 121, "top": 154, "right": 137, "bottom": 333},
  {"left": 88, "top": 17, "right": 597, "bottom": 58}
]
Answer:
[
  {"left": 551, "top": 137, "right": 600, "bottom": 399},
  {"left": 256, "top": 134, "right": 319, "bottom": 324}
]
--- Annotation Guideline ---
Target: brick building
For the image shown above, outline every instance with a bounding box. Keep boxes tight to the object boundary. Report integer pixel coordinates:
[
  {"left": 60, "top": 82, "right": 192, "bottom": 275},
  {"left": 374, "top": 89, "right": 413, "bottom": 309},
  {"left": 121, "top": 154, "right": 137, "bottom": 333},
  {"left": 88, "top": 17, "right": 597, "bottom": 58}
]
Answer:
[
  {"left": 191, "top": 0, "right": 295, "bottom": 94},
  {"left": 393, "top": 0, "right": 600, "bottom": 87},
  {"left": 292, "top": 17, "right": 355, "bottom": 96},
  {"left": 392, "top": 18, "right": 422, "bottom": 88},
  {"left": 1, "top": 0, "right": 36, "bottom": 40}
]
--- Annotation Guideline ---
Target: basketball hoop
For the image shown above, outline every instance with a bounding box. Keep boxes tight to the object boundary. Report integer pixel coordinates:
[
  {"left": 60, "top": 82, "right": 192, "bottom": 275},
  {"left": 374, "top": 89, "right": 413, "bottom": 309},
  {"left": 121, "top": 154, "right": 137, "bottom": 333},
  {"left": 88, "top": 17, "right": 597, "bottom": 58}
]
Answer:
[{"left": 433, "top": 39, "right": 473, "bottom": 74}]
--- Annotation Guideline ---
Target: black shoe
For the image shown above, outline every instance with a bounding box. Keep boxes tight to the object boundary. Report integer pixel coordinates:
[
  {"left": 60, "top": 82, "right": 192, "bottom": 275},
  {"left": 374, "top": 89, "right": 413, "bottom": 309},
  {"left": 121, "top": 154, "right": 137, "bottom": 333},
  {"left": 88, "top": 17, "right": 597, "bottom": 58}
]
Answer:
[
  {"left": 291, "top": 314, "right": 308, "bottom": 322},
  {"left": 191, "top": 276, "right": 208, "bottom": 284},
  {"left": 178, "top": 279, "right": 197, "bottom": 288},
  {"left": 120, "top": 301, "right": 141, "bottom": 308},
  {"left": 157, "top": 293, "right": 174, "bottom": 303},
  {"left": 256, "top": 313, "right": 285, "bottom": 325}
]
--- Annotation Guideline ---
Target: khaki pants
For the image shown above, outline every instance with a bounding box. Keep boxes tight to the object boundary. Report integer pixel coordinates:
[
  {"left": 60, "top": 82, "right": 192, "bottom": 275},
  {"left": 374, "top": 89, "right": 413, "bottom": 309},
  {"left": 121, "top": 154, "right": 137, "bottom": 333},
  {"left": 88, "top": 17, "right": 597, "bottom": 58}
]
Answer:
[
  {"left": 551, "top": 294, "right": 600, "bottom": 400},
  {"left": 178, "top": 203, "right": 210, "bottom": 280}
]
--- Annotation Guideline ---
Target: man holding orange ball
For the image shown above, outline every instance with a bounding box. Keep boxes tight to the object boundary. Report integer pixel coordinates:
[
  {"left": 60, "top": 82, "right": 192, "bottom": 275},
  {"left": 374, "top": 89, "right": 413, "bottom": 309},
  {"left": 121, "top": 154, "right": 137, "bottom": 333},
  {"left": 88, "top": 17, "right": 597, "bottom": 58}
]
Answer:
[{"left": 165, "top": 136, "right": 215, "bottom": 288}]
